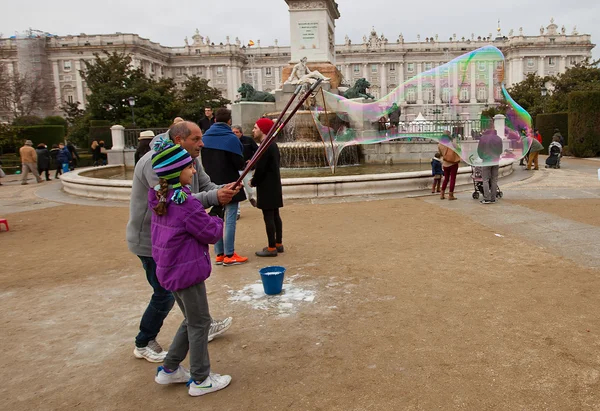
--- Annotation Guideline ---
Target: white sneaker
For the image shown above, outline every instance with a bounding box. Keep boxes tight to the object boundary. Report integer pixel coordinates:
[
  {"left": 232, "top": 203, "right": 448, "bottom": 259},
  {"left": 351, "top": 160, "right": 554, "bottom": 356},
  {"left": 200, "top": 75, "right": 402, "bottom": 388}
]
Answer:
[
  {"left": 208, "top": 317, "right": 233, "bottom": 342},
  {"left": 155, "top": 366, "right": 190, "bottom": 384},
  {"left": 188, "top": 373, "right": 232, "bottom": 396},
  {"left": 134, "top": 340, "right": 168, "bottom": 363}
]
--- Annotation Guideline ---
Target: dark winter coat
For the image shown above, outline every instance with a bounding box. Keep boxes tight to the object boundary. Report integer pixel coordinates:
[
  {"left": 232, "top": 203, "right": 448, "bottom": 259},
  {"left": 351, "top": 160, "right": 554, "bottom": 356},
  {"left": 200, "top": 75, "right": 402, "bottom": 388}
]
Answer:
[
  {"left": 388, "top": 105, "right": 401, "bottom": 123},
  {"left": 477, "top": 130, "right": 503, "bottom": 163},
  {"left": 251, "top": 143, "right": 283, "bottom": 210},
  {"left": 199, "top": 116, "right": 216, "bottom": 133},
  {"left": 240, "top": 135, "right": 259, "bottom": 162},
  {"left": 135, "top": 139, "right": 151, "bottom": 165},
  {"left": 431, "top": 157, "right": 443, "bottom": 176},
  {"left": 57, "top": 147, "right": 72, "bottom": 164},
  {"left": 36, "top": 147, "right": 51, "bottom": 170},
  {"left": 201, "top": 123, "right": 246, "bottom": 203}
]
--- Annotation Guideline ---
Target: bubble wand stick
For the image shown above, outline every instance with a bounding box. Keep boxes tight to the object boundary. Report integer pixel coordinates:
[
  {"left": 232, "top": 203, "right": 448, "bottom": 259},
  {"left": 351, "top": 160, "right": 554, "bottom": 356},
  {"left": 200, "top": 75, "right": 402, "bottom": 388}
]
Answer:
[{"left": 233, "top": 78, "right": 323, "bottom": 189}]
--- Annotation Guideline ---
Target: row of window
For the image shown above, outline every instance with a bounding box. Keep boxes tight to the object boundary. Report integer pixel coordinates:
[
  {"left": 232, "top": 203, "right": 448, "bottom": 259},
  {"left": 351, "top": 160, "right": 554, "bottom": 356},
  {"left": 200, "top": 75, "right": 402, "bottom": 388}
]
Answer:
[
  {"left": 341, "top": 61, "right": 503, "bottom": 75},
  {"left": 401, "top": 86, "right": 499, "bottom": 103}
]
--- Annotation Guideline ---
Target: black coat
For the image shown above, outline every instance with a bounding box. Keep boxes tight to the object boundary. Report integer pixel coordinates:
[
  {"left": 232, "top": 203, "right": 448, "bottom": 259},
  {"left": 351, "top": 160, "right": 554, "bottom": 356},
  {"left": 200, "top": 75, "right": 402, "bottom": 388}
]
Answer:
[
  {"left": 201, "top": 148, "right": 246, "bottom": 203},
  {"left": 239, "top": 135, "right": 258, "bottom": 162},
  {"left": 199, "top": 116, "right": 216, "bottom": 133},
  {"left": 251, "top": 143, "right": 283, "bottom": 210},
  {"left": 36, "top": 148, "right": 51, "bottom": 170},
  {"left": 135, "top": 139, "right": 151, "bottom": 164}
]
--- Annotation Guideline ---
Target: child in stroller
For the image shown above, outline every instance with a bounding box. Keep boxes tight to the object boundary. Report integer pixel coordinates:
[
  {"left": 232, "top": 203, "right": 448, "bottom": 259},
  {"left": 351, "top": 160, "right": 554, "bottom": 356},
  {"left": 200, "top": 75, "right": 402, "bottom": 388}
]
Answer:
[
  {"left": 545, "top": 136, "right": 562, "bottom": 169},
  {"left": 471, "top": 166, "right": 503, "bottom": 200}
]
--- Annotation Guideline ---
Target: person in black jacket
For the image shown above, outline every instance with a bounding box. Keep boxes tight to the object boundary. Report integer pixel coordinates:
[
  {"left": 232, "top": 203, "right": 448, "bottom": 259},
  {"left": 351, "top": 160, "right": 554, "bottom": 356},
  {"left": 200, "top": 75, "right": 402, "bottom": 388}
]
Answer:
[
  {"left": 201, "top": 108, "right": 248, "bottom": 266},
  {"left": 232, "top": 125, "right": 258, "bottom": 209},
  {"left": 36, "top": 143, "right": 52, "bottom": 181},
  {"left": 199, "top": 107, "right": 216, "bottom": 133},
  {"left": 134, "top": 130, "right": 154, "bottom": 165},
  {"left": 251, "top": 117, "right": 284, "bottom": 257}
]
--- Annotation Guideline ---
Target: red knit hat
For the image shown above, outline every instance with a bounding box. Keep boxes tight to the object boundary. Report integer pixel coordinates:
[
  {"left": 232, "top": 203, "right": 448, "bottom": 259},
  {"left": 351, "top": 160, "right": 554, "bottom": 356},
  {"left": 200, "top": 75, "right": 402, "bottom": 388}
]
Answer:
[{"left": 256, "top": 118, "right": 274, "bottom": 135}]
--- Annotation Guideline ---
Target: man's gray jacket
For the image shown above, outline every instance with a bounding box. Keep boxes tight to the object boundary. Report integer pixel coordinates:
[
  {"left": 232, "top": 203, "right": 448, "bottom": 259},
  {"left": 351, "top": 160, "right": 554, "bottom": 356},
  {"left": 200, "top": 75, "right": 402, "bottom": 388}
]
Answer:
[{"left": 126, "top": 133, "right": 220, "bottom": 257}]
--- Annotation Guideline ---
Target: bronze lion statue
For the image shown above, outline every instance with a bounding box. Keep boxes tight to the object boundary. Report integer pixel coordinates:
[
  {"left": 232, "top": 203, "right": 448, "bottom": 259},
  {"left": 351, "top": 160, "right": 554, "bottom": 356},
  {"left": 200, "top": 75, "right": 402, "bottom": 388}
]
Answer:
[
  {"left": 343, "top": 78, "right": 375, "bottom": 100},
  {"left": 237, "top": 83, "right": 275, "bottom": 103}
]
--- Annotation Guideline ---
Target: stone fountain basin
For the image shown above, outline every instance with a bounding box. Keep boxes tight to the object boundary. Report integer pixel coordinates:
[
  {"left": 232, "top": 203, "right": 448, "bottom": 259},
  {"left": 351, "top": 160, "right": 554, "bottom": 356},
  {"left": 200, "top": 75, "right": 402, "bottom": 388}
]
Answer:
[{"left": 60, "top": 160, "right": 514, "bottom": 201}]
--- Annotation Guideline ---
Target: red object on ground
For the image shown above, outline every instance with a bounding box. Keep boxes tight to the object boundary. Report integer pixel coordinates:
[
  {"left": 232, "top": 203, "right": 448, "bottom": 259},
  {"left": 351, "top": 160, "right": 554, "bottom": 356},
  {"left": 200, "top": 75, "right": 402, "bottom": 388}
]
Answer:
[{"left": 0, "top": 219, "right": 8, "bottom": 231}]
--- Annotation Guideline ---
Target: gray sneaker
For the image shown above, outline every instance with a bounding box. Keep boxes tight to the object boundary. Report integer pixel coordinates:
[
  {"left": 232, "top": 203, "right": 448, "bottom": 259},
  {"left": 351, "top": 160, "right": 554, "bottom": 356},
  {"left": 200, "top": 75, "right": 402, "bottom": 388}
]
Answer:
[
  {"left": 134, "top": 340, "right": 167, "bottom": 363},
  {"left": 208, "top": 317, "right": 233, "bottom": 342}
]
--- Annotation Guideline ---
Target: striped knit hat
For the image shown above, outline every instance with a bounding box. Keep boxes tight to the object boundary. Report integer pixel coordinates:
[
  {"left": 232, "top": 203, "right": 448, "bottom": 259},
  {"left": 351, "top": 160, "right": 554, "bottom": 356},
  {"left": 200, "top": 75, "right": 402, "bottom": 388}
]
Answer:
[{"left": 151, "top": 136, "right": 193, "bottom": 204}]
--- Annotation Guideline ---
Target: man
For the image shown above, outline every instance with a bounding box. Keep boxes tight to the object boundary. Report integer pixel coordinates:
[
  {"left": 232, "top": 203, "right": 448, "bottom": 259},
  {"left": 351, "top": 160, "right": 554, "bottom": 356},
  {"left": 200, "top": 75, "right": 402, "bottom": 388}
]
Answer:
[
  {"left": 477, "top": 129, "right": 503, "bottom": 204},
  {"left": 232, "top": 125, "right": 258, "bottom": 209},
  {"left": 19, "top": 140, "right": 43, "bottom": 185},
  {"left": 126, "top": 121, "right": 237, "bottom": 362},
  {"left": 251, "top": 118, "right": 284, "bottom": 257},
  {"left": 201, "top": 109, "right": 248, "bottom": 266},
  {"left": 526, "top": 137, "right": 544, "bottom": 171},
  {"left": 199, "top": 107, "right": 216, "bottom": 133},
  {"left": 388, "top": 103, "right": 401, "bottom": 132},
  {"left": 66, "top": 141, "right": 80, "bottom": 170}
]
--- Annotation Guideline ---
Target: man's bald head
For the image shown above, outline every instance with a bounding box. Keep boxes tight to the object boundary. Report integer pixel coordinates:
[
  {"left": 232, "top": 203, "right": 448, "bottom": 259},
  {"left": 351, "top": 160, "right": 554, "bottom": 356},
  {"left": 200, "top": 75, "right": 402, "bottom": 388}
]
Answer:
[{"left": 170, "top": 121, "right": 203, "bottom": 158}]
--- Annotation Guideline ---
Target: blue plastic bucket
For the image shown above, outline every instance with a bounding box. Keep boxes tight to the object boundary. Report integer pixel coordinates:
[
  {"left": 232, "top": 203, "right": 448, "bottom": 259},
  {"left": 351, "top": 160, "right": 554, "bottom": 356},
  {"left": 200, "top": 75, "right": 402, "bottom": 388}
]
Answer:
[
  {"left": 62, "top": 163, "right": 70, "bottom": 173},
  {"left": 259, "top": 266, "right": 286, "bottom": 295}
]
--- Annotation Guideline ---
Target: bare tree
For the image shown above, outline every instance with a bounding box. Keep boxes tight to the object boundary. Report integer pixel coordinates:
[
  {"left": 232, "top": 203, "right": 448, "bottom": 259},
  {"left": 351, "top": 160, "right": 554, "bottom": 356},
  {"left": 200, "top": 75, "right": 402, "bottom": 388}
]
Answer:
[{"left": 5, "top": 72, "right": 55, "bottom": 118}]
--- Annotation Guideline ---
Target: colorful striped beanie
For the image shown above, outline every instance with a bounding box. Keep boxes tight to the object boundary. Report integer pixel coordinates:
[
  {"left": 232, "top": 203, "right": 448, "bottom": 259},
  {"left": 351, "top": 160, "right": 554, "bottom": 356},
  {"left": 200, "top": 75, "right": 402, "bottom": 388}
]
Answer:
[{"left": 151, "top": 136, "right": 193, "bottom": 204}]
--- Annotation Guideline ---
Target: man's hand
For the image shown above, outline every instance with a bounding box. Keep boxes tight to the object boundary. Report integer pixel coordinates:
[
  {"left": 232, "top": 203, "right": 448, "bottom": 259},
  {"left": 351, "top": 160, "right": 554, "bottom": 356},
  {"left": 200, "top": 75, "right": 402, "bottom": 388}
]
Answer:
[{"left": 217, "top": 183, "right": 241, "bottom": 205}]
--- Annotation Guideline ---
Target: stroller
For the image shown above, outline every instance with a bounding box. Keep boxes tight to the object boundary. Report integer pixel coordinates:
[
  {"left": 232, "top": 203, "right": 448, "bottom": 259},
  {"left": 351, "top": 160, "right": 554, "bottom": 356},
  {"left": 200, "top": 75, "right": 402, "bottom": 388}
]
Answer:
[
  {"left": 545, "top": 144, "right": 561, "bottom": 169},
  {"left": 471, "top": 166, "right": 503, "bottom": 200}
]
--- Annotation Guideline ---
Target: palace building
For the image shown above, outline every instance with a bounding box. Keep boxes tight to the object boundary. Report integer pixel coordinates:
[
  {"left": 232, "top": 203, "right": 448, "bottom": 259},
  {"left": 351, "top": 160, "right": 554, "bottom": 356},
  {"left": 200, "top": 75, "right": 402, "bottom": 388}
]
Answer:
[{"left": 0, "top": 18, "right": 594, "bottom": 122}]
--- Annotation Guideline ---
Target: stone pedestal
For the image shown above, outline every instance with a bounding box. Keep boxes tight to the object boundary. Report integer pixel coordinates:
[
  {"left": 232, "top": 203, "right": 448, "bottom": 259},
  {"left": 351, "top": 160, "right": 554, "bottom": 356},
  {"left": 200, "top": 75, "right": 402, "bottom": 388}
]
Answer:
[
  {"left": 231, "top": 101, "right": 277, "bottom": 136},
  {"left": 281, "top": 63, "right": 342, "bottom": 89}
]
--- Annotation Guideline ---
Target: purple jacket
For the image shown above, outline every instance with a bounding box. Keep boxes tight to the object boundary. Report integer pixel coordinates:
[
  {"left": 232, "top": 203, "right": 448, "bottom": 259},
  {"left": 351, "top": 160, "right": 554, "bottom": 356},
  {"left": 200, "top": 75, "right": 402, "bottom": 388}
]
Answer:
[{"left": 148, "top": 187, "right": 223, "bottom": 291}]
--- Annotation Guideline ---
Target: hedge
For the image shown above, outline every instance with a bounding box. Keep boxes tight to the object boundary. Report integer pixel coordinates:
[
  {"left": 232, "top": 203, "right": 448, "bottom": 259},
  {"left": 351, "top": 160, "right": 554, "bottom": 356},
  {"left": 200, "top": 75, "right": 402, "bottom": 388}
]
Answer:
[
  {"left": 568, "top": 91, "right": 600, "bottom": 157},
  {"left": 536, "top": 112, "right": 569, "bottom": 154},
  {"left": 15, "top": 125, "right": 66, "bottom": 148}
]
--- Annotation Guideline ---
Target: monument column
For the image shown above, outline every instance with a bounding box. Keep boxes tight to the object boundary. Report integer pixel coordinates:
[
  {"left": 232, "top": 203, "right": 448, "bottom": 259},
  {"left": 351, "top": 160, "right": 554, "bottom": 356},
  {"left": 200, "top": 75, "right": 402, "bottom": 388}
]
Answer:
[
  {"left": 74, "top": 60, "right": 85, "bottom": 108},
  {"left": 452, "top": 62, "right": 459, "bottom": 103},
  {"left": 538, "top": 55, "right": 545, "bottom": 77},
  {"left": 470, "top": 62, "right": 477, "bottom": 103},
  {"left": 517, "top": 58, "right": 524, "bottom": 83},
  {"left": 226, "top": 65, "right": 234, "bottom": 101},
  {"left": 416, "top": 63, "right": 423, "bottom": 105},
  {"left": 345, "top": 64, "right": 351, "bottom": 84},
  {"left": 435, "top": 65, "right": 441, "bottom": 104},
  {"left": 398, "top": 63, "right": 405, "bottom": 103},
  {"left": 380, "top": 63, "right": 387, "bottom": 96},
  {"left": 362, "top": 63, "right": 368, "bottom": 79},
  {"left": 559, "top": 55, "right": 566, "bottom": 73},
  {"left": 275, "top": 65, "right": 281, "bottom": 88},
  {"left": 283, "top": 0, "right": 342, "bottom": 88},
  {"left": 488, "top": 62, "right": 495, "bottom": 104},
  {"left": 205, "top": 65, "right": 212, "bottom": 83},
  {"left": 52, "top": 61, "right": 61, "bottom": 107}
]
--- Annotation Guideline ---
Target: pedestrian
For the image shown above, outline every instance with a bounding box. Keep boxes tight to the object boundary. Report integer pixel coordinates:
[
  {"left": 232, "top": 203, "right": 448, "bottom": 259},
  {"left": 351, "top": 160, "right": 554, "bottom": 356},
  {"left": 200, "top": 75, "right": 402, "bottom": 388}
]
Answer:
[
  {"left": 201, "top": 108, "right": 248, "bottom": 266},
  {"left": 0, "top": 159, "right": 5, "bottom": 185},
  {"left": 149, "top": 137, "right": 232, "bottom": 396},
  {"left": 431, "top": 152, "right": 443, "bottom": 193},
  {"left": 126, "top": 120, "right": 237, "bottom": 363},
  {"left": 232, "top": 124, "right": 258, "bottom": 210},
  {"left": 251, "top": 117, "right": 284, "bottom": 257},
  {"left": 526, "top": 138, "right": 544, "bottom": 170},
  {"left": 98, "top": 141, "right": 108, "bottom": 165},
  {"left": 91, "top": 141, "right": 101, "bottom": 166},
  {"left": 438, "top": 132, "right": 461, "bottom": 200},
  {"left": 66, "top": 141, "right": 80, "bottom": 170},
  {"left": 57, "top": 142, "right": 72, "bottom": 175},
  {"left": 135, "top": 130, "right": 155, "bottom": 165},
  {"left": 388, "top": 103, "right": 401, "bottom": 132},
  {"left": 477, "top": 128, "right": 503, "bottom": 204},
  {"left": 50, "top": 144, "right": 62, "bottom": 178},
  {"left": 199, "top": 107, "right": 215, "bottom": 133},
  {"left": 36, "top": 143, "right": 51, "bottom": 181},
  {"left": 19, "top": 140, "right": 43, "bottom": 185}
]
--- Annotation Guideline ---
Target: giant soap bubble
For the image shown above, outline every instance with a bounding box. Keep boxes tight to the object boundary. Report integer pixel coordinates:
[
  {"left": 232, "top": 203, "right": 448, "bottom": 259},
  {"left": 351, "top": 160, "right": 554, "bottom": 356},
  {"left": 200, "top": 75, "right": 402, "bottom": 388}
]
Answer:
[{"left": 310, "top": 46, "right": 533, "bottom": 171}]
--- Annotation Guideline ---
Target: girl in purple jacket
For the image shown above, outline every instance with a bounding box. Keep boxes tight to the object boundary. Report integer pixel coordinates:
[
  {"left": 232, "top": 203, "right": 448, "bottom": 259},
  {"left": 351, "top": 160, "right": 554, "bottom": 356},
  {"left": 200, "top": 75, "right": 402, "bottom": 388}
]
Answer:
[{"left": 149, "top": 137, "right": 232, "bottom": 397}]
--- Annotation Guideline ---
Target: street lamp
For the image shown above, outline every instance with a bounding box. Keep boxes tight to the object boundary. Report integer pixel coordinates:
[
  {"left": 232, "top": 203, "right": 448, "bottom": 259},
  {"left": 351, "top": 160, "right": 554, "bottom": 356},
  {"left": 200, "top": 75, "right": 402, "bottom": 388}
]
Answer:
[
  {"left": 540, "top": 85, "right": 547, "bottom": 113},
  {"left": 128, "top": 96, "right": 136, "bottom": 127}
]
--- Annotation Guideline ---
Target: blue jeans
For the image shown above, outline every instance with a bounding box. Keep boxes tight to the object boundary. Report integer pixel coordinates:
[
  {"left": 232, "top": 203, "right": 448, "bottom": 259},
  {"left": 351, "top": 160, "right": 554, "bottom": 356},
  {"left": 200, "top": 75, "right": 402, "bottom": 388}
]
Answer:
[
  {"left": 135, "top": 256, "right": 175, "bottom": 348},
  {"left": 214, "top": 202, "right": 239, "bottom": 257}
]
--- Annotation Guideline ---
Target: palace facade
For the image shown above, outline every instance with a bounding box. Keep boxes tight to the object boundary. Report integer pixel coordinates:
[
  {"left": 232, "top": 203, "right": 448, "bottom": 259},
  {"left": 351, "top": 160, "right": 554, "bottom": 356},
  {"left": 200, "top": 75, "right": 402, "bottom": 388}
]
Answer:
[{"left": 0, "top": 18, "right": 594, "bottom": 122}]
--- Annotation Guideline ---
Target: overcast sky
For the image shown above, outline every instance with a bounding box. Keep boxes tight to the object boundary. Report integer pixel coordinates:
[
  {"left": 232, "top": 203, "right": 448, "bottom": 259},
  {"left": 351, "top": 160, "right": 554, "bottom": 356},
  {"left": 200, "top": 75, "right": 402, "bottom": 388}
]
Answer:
[{"left": 1, "top": 0, "right": 598, "bottom": 59}]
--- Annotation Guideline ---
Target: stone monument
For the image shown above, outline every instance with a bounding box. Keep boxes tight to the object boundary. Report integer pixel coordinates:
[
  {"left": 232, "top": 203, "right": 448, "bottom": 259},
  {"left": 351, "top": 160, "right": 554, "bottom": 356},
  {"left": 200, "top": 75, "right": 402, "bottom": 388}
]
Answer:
[{"left": 281, "top": 0, "right": 342, "bottom": 89}]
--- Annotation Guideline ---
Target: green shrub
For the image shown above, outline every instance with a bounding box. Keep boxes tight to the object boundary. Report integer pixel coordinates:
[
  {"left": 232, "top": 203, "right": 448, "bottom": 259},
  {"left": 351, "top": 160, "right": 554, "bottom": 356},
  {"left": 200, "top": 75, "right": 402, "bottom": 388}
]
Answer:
[
  {"left": 14, "top": 126, "right": 65, "bottom": 148},
  {"left": 12, "top": 115, "right": 44, "bottom": 126},
  {"left": 568, "top": 91, "right": 600, "bottom": 157},
  {"left": 536, "top": 112, "right": 569, "bottom": 154}
]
